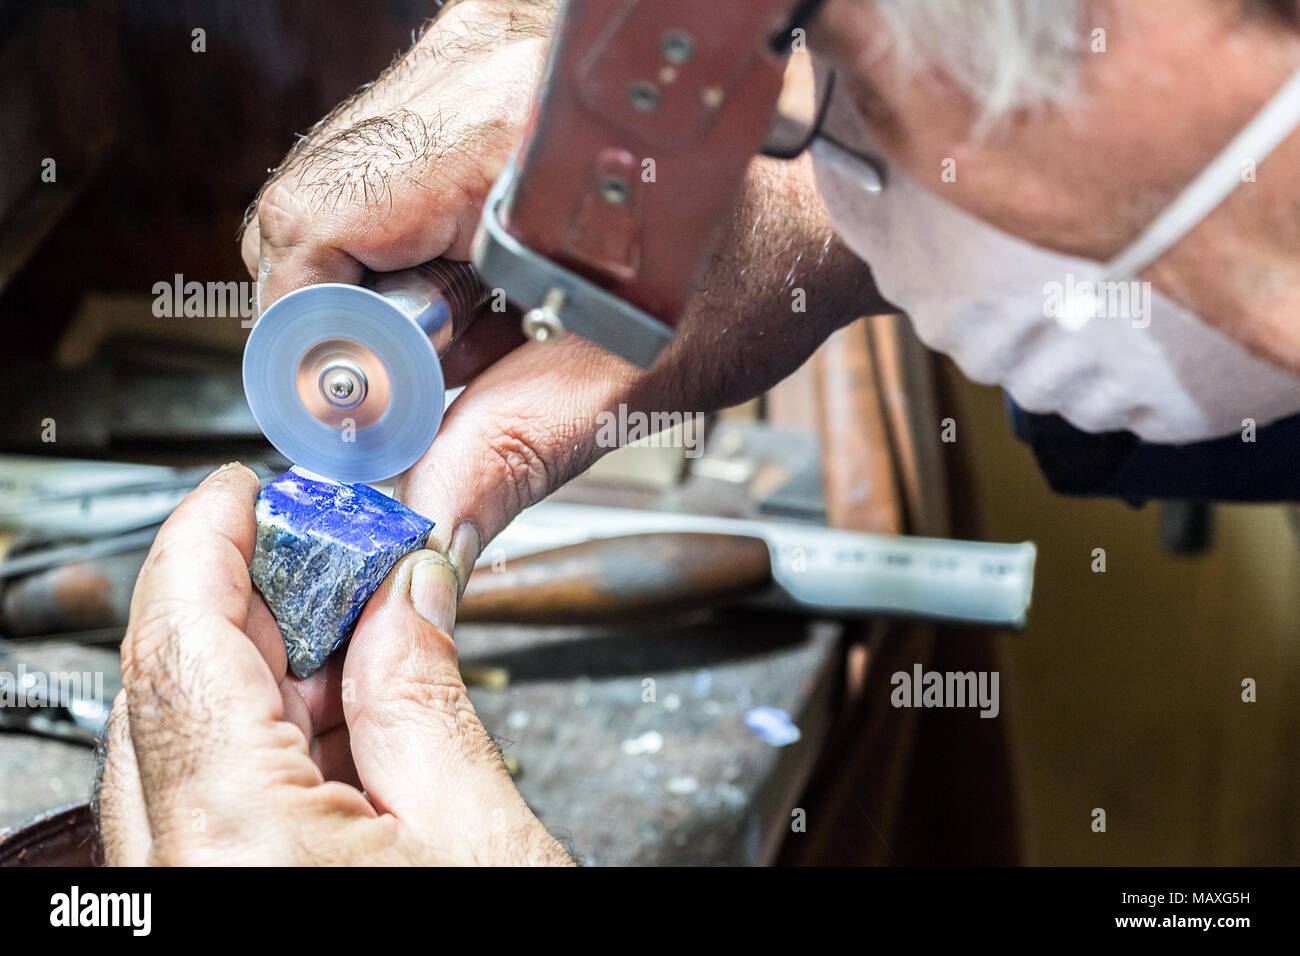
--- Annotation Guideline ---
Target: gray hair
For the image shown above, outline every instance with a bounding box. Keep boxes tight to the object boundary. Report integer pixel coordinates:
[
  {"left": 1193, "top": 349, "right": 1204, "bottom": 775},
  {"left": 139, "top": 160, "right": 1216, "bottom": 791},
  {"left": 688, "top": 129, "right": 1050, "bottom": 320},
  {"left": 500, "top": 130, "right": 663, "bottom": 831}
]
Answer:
[{"left": 870, "top": 0, "right": 1085, "bottom": 128}]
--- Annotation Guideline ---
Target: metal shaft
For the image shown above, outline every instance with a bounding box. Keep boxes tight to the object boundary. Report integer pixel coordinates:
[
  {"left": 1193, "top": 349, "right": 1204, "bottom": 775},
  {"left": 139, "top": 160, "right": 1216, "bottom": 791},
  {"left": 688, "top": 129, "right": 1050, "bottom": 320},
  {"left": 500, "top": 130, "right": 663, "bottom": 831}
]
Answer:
[{"left": 366, "top": 260, "right": 488, "bottom": 356}]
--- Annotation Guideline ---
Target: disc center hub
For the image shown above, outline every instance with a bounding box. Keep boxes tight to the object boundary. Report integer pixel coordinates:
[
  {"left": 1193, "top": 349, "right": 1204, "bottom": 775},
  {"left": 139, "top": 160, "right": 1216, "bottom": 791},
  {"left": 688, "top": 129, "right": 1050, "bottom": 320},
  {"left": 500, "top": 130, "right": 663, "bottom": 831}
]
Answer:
[
  {"left": 319, "top": 360, "right": 367, "bottom": 409},
  {"left": 294, "top": 337, "right": 392, "bottom": 431}
]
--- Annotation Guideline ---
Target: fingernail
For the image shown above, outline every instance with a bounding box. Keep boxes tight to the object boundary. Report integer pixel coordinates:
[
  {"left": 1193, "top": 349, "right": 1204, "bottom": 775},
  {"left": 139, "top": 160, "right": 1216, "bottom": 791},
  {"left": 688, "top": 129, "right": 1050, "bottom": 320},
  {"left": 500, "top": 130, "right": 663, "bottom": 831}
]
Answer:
[
  {"left": 410, "top": 556, "right": 459, "bottom": 633},
  {"left": 205, "top": 461, "right": 243, "bottom": 482},
  {"left": 449, "top": 520, "right": 482, "bottom": 598},
  {"left": 254, "top": 256, "right": 271, "bottom": 317}
]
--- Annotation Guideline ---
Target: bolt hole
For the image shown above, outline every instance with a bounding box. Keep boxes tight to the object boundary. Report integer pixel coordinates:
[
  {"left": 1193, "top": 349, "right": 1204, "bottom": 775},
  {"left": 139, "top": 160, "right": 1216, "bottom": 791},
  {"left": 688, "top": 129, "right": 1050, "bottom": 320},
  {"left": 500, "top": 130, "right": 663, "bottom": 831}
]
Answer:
[{"left": 627, "top": 81, "right": 660, "bottom": 111}]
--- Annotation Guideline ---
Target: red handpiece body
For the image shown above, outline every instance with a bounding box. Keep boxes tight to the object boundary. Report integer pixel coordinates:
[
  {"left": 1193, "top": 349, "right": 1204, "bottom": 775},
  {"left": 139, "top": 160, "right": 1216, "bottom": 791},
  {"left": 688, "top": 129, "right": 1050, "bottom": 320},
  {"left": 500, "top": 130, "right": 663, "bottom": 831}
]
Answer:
[{"left": 502, "top": 0, "right": 798, "bottom": 329}]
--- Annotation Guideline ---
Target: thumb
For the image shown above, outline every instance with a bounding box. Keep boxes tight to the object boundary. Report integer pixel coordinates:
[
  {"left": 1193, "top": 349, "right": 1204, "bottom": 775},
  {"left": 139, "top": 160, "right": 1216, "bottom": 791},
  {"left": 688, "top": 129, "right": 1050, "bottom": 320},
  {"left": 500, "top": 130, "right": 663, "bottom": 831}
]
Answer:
[
  {"left": 342, "top": 550, "right": 567, "bottom": 864},
  {"left": 394, "top": 334, "right": 639, "bottom": 586}
]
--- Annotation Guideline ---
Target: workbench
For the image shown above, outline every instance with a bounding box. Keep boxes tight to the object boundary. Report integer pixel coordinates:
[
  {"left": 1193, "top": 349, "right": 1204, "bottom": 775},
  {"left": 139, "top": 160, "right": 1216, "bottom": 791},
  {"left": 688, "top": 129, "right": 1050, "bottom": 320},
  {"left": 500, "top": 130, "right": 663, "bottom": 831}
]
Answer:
[
  {"left": 0, "top": 621, "right": 840, "bottom": 865},
  {"left": 461, "top": 616, "right": 840, "bottom": 865},
  {"left": 0, "top": 423, "right": 848, "bottom": 865}
]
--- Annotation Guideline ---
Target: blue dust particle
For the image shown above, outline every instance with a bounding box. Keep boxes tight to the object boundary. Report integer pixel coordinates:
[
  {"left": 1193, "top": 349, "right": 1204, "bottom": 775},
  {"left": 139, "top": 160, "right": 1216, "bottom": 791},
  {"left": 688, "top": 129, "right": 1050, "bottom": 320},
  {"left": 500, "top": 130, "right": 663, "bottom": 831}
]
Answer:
[{"left": 744, "top": 706, "right": 802, "bottom": 747}]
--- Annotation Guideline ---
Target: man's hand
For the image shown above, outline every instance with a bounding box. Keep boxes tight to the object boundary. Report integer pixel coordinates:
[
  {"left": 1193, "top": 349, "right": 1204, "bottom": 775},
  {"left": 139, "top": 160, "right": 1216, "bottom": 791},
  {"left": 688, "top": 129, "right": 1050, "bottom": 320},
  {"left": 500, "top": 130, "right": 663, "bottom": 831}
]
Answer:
[
  {"left": 239, "top": 0, "right": 553, "bottom": 308},
  {"left": 96, "top": 463, "right": 571, "bottom": 866},
  {"left": 240, "top": 0, "right": 883, "bottom": 586}
]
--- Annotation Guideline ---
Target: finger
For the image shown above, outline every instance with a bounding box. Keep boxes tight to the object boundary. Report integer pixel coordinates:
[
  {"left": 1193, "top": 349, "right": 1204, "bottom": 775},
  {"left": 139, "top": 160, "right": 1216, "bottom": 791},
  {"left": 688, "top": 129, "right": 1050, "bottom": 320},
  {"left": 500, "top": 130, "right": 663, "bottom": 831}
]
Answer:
[
  {"left": 255, "top": 189, "right": 365, "bottom": 312},
  {"left": 280, "top": 681, "right": 313, "bottom": 747},
  {"left": 287, "top": 647, "right": 352, "bottom": 783},
  {"left": 343, "top": 550, "right": 567, "bottom": 864},
  {"left": 96, "top": 691, "right": 151, "bottom": 866},
  {"left": 439, "top": 308, "right": 527, "bottom": 388},
  {"left": 127, "top": 463, "right": 260, "bottom": 629},
  {"left": 246, "top": 590, "right": 288, "bottom": 682},
  {"left": 310, "top": 725, "right": 362, "bottom": 789},
  {"left": 278, "top": 637, "right": 355, "bottom": 781},
  {"left": 122, "top": 464, "right": 321, "bottom": 833},
  {"left": 394, "top": 335, "right": 640, "bottom": 588},
  {"left": 289, "top": 651, "right": 347, "bottom": 739}
]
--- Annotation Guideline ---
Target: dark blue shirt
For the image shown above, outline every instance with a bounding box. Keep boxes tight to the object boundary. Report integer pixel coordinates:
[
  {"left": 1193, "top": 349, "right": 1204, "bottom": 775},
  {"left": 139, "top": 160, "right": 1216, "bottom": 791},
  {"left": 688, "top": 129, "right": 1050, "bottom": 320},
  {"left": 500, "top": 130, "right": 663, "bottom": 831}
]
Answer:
[{"left": 1007, "top": 395, "right": 1300, "bottom": 503}]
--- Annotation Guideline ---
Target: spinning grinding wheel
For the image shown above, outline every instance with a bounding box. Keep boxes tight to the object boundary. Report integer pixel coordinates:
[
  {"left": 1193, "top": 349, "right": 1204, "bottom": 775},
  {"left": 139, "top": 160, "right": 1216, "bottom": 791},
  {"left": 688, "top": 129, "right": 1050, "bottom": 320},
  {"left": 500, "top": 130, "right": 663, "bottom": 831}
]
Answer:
[{"left": 242, "top": 261, "right": 486, "bottom": 483}]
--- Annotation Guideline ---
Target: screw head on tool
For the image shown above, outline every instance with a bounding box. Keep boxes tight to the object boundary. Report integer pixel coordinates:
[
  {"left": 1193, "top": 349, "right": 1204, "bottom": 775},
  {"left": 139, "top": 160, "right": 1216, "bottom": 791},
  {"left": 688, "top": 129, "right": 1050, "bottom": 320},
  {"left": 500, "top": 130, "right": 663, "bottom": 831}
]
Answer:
[
  {"left": 599, "top": 175, "right": 631, "bottom": 205},
  {"left": 522, "top": 288, "right": 567, "bottom": 343},
  {"left": 319, "top": 360, "right": 368, "bottom": 409},
  {"left": 627, "top": 80, "right": 660, "bottom": 112},
  {"left": 522, "top": 308, "right": 564, "bottom": 342},
  {"left": 660, "top": 30, "right": 694, "bottom": 64}
]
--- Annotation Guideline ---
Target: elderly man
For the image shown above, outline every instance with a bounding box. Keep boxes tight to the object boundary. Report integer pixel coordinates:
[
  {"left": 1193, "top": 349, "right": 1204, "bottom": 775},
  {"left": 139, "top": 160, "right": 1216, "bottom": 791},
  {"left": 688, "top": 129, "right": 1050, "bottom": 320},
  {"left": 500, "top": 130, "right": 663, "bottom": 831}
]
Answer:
[{"left": 98, "top": 0, "right": 1300, "bottom": 863}]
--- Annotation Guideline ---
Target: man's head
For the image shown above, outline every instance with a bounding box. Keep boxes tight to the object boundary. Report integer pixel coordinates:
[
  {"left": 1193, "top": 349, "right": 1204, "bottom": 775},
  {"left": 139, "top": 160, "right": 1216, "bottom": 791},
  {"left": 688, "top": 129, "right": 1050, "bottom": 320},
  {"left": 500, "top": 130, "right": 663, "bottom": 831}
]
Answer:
[
  {"left": 815, "top": 0, "right": 1300, "bottom": 371},
  {"left": 865, "top": 0, "right": 1297, "bottom": 125}
]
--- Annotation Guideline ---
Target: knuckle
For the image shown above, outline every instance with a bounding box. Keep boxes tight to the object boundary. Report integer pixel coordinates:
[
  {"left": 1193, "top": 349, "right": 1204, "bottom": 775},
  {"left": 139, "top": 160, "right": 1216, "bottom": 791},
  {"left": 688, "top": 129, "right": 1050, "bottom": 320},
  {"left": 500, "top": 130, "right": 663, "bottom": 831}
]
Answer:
[
  {"left": 238, "top": 224, "right": 260, "bottom": 277},
  {"left": 256, "top": 180, "right": 312, "bottom": 250},
  {"left": 299, "top": 110, "right": 454, "bottom": 214},
  {"left": 123, "top": 598, "right": 193, "bottom": 676},
  {"left": 482, "top": 419, "right": 558, "bottom": 515},
  {"left": 375, "top": 669, "right": 498, "bottom": 762},
  {"left": 390, "top": 670, "right": 472, "bottom": 727}
]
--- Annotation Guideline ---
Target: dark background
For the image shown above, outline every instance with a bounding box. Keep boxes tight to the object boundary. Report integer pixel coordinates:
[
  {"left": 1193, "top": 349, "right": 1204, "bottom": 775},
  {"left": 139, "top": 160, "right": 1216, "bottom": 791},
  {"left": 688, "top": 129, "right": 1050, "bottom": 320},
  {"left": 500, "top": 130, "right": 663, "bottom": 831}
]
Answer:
[{"left": 2, "top": 0, "right": 430, "bottom": 358}]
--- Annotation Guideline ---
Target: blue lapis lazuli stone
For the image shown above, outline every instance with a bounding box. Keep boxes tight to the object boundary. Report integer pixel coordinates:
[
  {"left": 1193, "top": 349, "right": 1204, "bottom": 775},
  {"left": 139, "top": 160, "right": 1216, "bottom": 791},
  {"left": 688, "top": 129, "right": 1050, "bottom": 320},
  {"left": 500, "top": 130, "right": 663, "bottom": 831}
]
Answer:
[{"left": 249, "top": 468, "right": 434, "bottom": 678}]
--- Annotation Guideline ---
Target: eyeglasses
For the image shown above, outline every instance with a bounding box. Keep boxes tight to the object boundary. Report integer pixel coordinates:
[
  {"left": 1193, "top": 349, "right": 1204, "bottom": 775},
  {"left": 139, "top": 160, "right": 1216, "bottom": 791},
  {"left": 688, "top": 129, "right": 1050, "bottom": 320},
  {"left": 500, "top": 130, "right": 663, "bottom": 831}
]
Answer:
[{"left": 761, "top": 54, "right": 887, "bottom": 194}]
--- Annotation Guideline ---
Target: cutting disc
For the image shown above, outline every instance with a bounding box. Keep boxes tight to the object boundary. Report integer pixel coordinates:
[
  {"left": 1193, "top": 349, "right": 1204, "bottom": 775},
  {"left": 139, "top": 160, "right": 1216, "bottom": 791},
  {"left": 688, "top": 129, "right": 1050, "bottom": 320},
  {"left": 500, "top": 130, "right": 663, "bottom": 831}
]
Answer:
[{"left": 243, "top": 283, "right": 444, "bottom": 483}]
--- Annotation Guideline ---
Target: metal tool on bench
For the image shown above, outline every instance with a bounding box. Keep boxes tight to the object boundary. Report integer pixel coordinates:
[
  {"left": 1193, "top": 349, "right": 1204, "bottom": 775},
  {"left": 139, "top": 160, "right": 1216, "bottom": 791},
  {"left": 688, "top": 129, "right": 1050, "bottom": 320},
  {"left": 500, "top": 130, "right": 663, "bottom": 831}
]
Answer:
[
  {"left": 3, "top": 501, "right": 1034, "bottom": 635},
  {"left": 477, "top": 503, "right": 1036, "bottom": 628},
  {"left": 0, "top": 455, "right": 267, "bottom": 539},
  {"left": 0, "top": 647, "right": 110, "bottom": 746}
]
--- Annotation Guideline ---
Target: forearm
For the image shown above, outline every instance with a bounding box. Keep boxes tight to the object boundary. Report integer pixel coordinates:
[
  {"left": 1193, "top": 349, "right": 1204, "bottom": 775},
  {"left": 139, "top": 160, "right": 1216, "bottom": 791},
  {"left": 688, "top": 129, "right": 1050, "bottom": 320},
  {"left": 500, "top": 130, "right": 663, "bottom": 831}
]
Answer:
[
  {"left": 436, "top": 0, "right": 559, "bottom": 41},
  {"left": 639, "top": 153, "right": 884, "bottom": 413}
]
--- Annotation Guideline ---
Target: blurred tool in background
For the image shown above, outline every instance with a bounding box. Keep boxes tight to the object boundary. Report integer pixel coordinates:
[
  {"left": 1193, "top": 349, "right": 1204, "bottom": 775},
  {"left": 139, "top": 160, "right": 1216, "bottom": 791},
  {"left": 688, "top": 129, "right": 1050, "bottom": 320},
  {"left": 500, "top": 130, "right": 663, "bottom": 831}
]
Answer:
[{"left": 1, "top": 469, "right": 1035, "bottom": 637}]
